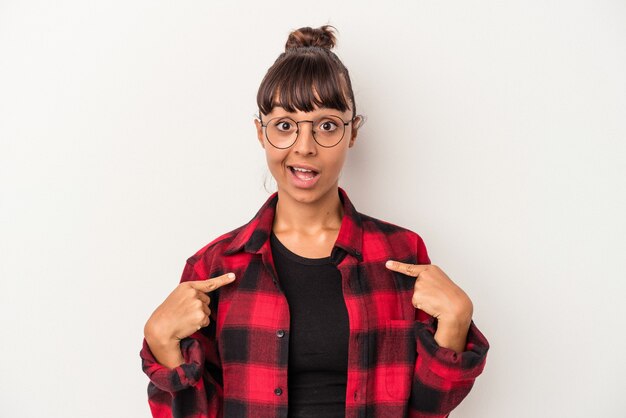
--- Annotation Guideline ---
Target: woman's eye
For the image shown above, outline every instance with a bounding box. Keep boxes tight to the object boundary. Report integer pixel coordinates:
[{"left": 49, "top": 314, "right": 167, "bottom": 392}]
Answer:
[
  {"left": 318, "top": 120, "right": 338, "bottom": 131},
  {"left": 274, "top": 121, "right": 293, "bottom": 131}
]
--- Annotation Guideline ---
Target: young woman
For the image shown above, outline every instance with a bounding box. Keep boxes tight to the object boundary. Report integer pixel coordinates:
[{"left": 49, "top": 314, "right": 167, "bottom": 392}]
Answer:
[{"left": 141, "top": 25, "right": 489, "bottom": 418}]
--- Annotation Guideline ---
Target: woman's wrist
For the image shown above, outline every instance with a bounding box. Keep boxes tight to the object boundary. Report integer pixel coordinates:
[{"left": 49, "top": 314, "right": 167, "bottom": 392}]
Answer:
[
  {"left": 146, "top": 336, "right": 184, "bottom": 369},
  {"left": 144, "top": 322, "right": 184, "bottom": 368},
  {"left": 434, "top": 317, "right": 471, "bottom": 354}
]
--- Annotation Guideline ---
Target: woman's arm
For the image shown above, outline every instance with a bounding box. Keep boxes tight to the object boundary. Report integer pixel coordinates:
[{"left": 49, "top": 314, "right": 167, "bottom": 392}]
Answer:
[
  {"left": 140, "top": 260, "right": 234, "bottom": 418},
  {"left": 385, "top": 259, "right": 489, "bottom": 416}
]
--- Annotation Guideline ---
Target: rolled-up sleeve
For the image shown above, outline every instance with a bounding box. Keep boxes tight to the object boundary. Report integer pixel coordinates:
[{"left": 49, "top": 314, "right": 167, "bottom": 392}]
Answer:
[
  {"left": 410, "top": 318, "right": 490, "bottom": 417},
  {"left": 140, "top": 337, "right": 205, "bottom": 393}
]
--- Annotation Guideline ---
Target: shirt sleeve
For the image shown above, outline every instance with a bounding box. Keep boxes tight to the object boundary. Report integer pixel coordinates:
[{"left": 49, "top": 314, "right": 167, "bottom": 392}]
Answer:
[
  {"left": 409, "top": 317, "right": 489, "bottom": 417},
  {"left": 139, "top": 259, "right": 224, "bottom": 418},
  {"left": 408, "top": 232, "right": 490, "bottom": 417}
]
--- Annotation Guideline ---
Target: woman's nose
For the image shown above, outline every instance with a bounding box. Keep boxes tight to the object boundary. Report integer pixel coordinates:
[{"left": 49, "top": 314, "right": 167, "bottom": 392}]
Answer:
[{"left": 293, "top": 122, "right": 317, "bottom": 155}]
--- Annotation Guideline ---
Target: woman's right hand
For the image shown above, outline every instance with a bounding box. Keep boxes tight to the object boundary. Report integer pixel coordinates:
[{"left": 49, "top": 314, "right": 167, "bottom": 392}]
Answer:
[{"left": 143, "top": 272, "right": 236, "bottom": 368}]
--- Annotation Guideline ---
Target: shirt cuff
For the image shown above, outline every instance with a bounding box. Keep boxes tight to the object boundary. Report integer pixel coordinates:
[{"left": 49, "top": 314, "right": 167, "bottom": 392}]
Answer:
[
  {"left": 415, "top": 318, "right": 490, "bottom": 382},
  {"left": 140, "top": 337, "right": 205, "bottom": 393}
]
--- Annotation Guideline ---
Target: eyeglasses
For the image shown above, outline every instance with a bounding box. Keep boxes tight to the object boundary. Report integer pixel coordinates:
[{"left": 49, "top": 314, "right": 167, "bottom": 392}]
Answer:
[{"left": 259, "top": 114, "right": 356, "bottom": 149}]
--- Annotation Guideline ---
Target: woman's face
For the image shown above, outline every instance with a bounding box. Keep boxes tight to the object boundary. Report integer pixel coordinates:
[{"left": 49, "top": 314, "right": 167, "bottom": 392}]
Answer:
[{"left": 254, "top": 104, "right": 361, "bottom": 206}]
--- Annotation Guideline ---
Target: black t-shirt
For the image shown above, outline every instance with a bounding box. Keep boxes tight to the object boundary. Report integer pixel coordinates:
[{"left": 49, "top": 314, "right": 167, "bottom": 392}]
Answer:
[{"left": 270, "top": 232, "right": 350, "bottom": 418}]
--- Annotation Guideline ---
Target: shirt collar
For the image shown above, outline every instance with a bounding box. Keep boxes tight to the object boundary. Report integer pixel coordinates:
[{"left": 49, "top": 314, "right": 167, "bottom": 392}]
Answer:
[{"left": 224, "top": 187, "right": 363, "bottom": 260}]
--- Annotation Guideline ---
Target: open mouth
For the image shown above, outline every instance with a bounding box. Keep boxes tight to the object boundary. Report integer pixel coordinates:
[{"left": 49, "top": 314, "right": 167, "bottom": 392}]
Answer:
[{"left": 288, "top": 166, "right": 320, "bottom": 181}]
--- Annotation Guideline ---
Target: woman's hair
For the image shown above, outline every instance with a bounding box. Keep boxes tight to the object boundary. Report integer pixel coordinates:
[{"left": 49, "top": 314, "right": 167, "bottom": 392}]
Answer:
[{"left": 256, "top": 25, "right": 357, "bottom": 119}]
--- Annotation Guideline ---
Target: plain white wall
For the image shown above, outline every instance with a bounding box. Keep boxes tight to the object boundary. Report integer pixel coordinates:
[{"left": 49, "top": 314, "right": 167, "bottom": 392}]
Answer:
[{"left": 1, "top": 1, "right": 625, "bottom": 417}]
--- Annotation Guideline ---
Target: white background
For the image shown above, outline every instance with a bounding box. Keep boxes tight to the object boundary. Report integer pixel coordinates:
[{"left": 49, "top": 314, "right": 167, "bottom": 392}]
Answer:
[{"left": 1, "top": 1, "right": 625, "bottom": 417}]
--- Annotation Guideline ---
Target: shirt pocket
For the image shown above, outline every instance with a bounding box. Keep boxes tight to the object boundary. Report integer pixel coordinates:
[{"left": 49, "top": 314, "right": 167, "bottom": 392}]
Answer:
[{"left": 383, "top": 319, "right": 416, "bottom": 400}]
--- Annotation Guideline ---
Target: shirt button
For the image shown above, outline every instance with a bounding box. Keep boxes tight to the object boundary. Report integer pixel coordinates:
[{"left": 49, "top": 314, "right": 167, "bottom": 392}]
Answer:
[
  {"left": 276, "top": 329, "right": 285, "bottom": 338},
  {"left": 274, "top": 387, "right": 283, "bottom": 396}
]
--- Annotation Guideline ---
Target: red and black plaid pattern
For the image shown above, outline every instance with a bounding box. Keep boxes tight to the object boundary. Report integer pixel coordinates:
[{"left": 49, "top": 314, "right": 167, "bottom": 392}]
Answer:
[{"left": 141, "top": 187, "right": 489, "bottom": 418}]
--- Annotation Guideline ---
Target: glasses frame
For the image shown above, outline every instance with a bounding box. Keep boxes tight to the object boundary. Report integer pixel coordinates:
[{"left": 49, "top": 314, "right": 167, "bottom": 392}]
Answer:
[{"left": 258, "top": 114, "right": 357, "bottom": 149}]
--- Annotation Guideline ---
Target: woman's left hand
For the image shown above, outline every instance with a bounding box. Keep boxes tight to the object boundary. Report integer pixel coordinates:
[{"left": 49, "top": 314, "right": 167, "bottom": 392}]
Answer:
[{"left": 385, "top": 260, "right": 473, "bottom": 352}]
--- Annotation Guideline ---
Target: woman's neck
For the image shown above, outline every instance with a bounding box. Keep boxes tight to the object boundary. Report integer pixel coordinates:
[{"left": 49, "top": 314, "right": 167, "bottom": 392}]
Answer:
[{"left": 273, "top": 187, "right": 343, "bottom": 236}]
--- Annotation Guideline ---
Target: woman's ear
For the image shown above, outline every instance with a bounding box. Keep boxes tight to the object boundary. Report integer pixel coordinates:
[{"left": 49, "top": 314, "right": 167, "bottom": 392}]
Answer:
[
  {"left": 254, "top": 118, "right": 265, "bottom": 149},
  {"left": 348, "top": 115, "right": 363, "bottom": 148}
]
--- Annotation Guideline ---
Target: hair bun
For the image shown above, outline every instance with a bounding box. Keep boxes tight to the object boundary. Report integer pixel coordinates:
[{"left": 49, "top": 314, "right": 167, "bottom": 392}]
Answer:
[{"left": 285, "top": 25, "right": 337, "bottom": 51}]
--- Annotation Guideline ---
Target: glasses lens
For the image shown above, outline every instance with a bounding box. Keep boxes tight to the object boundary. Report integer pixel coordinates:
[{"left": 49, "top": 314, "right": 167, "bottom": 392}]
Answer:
[
  {"left": 265, "top": 117, "right": 298, "bottom": 149},
  {"left": 313, "top": 115, "right": 345, "bottom": 147}
]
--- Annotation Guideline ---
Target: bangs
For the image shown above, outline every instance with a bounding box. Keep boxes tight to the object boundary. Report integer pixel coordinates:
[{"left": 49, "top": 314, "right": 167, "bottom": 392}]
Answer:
[{"left": 257, "top": 49, "right": 352, "bottom": 116}]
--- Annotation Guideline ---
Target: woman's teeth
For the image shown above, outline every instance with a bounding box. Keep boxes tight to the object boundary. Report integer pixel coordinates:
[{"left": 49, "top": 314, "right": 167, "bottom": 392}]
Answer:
[{"left": 290, "top": 166, "right": 317, "bottom": 180}]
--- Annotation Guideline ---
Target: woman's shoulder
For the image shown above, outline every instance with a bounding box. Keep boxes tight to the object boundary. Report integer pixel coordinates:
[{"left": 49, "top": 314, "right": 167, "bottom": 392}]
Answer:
[
  {"left": 183, "top": 224, "right": 248, "bottom": 265},
  {"left": 199, "top": 224, "right": 249, "bottom": 253},
  {"left": 355, "top": 212, "right": 431, "bottom": 264},
  {"left": 358, "top": 212, "right": 426, "bottom": 242}
]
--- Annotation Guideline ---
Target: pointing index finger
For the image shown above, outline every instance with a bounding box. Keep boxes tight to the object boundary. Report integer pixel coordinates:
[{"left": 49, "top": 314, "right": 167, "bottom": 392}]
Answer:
[
  {"left": 189, "top": 273, "right": 236, "bottom": 293},
  {"left": 385, "top": 260, "right": 429, "bottom": 278}
]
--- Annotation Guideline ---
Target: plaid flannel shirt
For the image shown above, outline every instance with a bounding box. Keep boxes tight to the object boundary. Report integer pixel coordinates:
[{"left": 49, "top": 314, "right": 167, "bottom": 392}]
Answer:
[{"left": 140, "top": 187, "right": 489, "bottom": 418}]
